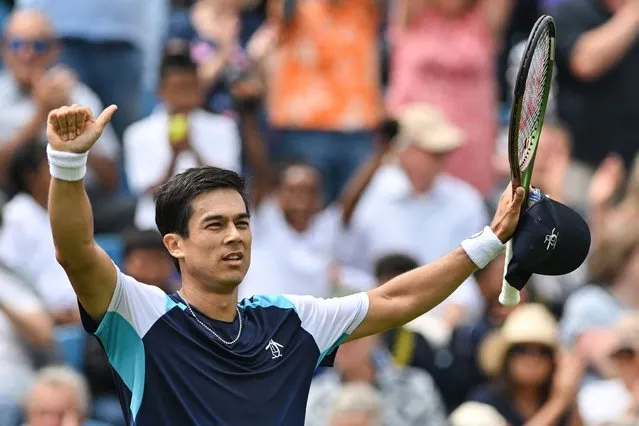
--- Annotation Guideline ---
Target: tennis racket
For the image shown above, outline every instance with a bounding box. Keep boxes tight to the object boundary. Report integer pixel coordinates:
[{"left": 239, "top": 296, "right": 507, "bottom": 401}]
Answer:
[{"left": 499, "top": 15, "right": 556, "bottom": 306}]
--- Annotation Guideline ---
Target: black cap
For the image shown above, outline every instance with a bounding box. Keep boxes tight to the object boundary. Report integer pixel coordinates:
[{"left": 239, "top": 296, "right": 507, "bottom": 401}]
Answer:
[{"left": 505, "top": 188, "right": 591, "bottom": 290}]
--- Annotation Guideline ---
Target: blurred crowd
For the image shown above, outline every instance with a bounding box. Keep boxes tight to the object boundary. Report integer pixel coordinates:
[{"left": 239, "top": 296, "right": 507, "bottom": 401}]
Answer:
[{"left": 0, "top": 0, "right": 637, "bottom": 425}]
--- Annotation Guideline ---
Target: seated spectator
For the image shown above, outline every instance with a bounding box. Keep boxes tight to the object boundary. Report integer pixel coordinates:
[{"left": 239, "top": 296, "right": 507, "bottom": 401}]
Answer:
[
  {"left": 238, "top": 115, "right": 397, "bottom": 298},
  {"left": 122, "top": 229, "right": 179, "bottom": 293},
  {"left": 561, "top": 161, "right": 639, "bottom": 381},
  {"left": 0, "top": 238, "right": 54, "bottom": 406},
  {"left": 449, "top": 401, "right": 508, "bottom": 426},
  {"left": 0, "top": 9, "right": 135, "bottom": 234},
  {"left": 23, "top": 365, "right": 92, "bottom": 426},
  {"left": 327, "top": 383, "right": 383, "bottom": 426},
  {"left": 0, "top": 141, "right": 79, "bottom": 322},
  {"left": 470, "top": 304, "right": 583, "bottom": 426},
  {"left": 305, "top": 334, "right": 448, "bottom": 426},
  {"left": 578, "top": 312, "right": 639, "bottom": 425},
  {"left": 339, "top": 103, "right": 488, "bottom": 326},
  {"left": 124, "top": 44, "right": 241, "bottom": 231}
]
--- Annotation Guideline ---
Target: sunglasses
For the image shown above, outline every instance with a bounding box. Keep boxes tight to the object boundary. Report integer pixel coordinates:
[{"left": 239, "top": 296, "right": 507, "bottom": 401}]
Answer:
[
  {"left": 6, "top": 37, "right": 54, "bottom": 55},
  {"left": 510, "top": 344, "right": 554, "bottom": 357}
]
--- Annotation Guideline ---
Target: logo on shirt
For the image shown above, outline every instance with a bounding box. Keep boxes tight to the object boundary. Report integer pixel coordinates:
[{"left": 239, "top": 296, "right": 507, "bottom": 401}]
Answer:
[
  {"left": 265, "top": 339, "right": 284, "bottom": 359},
  {"left": 544, "top": 228, "right": 558, "bottom": 251}
]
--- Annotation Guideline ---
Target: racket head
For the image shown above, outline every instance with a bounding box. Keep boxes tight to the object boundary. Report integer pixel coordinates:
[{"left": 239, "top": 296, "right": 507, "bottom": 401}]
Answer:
[{"left": 507, "top": 15, "right": 556, "bottom": 198}]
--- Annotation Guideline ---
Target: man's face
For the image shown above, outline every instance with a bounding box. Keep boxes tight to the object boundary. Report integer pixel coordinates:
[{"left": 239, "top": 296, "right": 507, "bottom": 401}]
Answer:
[
  {"left": 26, "top": 383, "right": 83, "bottom": 426},
  {"left": 159, "top": 69, "right": 204, "bottom": 114},
  {"left": 172, "top": 189, "right": 252, "bottom": 291},
  {"left": 124, "top": 248, "right": 176, "bottom": 293},
  {"left": 397, "top": 145, "right": 445, "bottom": 193},
  {"left": 3, "top": 12, "right": 58, "bottom": 87},
  {"left": 277, "top": 165, "right": 323, "bottom": 232},
  {"left": 612, "top": 349, "right": 639, "bottom": 390}
]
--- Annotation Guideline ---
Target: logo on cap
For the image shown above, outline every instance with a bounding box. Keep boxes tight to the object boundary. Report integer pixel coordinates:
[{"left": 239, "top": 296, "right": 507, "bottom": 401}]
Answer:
[{"left": 544, "top": 228, "right": 558, "bottom": 251}]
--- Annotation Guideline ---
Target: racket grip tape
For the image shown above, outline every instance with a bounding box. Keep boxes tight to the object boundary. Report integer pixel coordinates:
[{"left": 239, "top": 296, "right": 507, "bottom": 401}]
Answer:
[{"left": 499, "top": 240, "right": 521, "bottom": 306}]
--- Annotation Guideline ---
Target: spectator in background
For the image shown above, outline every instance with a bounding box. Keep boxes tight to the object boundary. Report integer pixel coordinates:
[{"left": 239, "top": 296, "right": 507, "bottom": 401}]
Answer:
[
  {"left": 0, "top": 9, "right": 135, "bottom": 234},
  {"left": 339, "top": 104, "right": 488, "bottom": 328},
  {"left": 124, "top": 43, "right": 241, "bottom": 231},
  {"left": 122, "top": 229, "right": 179, "bottom": 293},
  {"left": 561, "top": 156, "right": 639, "bottom": 382},
  {"left": 387, "top": 0, "right": 513, "bottom": 195},
  {"left": 0, "top": 237, "right": 53, "bottom": 407},
  {"left": 258, "top": 0, "right": 384, "bottom": 202},
  {"left": 23, "top": 365, "right": 92, "bottom": 426},
  {"left": 15, "top": 0, "right": 163, "bottom": 138},
  {"left": 470, "top": 304, "right": 583, "bottom": 426},
  {"left": 0, "top": 141, "right": 79, "bottom": 322},
  {"left": 305, "top": 334, "right": 448, "bottom": 426},
  {"left": 552, "top": 0, "right": 639, "bottom": 195},
  {"left": 578, "top": 313, "right": 639, "bottom": 425},
  {"left": 327, "top": 383, "right": 383, "bottom": 426}
]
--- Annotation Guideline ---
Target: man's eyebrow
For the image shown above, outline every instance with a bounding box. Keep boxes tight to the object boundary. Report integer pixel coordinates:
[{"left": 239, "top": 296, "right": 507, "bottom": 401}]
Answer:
[{"left": 201, "top": 213, "right": 250, "bottom": 223}]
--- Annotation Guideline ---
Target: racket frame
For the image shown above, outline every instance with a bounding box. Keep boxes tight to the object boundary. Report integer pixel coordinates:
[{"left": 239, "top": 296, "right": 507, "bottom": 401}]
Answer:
[{"left": 500, "top": 15, "right": 556, "bottom": 306}]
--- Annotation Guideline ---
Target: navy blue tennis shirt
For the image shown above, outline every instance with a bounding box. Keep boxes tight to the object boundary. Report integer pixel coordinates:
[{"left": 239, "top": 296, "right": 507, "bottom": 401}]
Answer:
[{"left": 80, "top": 268, "right": 369, "bottom": 426}]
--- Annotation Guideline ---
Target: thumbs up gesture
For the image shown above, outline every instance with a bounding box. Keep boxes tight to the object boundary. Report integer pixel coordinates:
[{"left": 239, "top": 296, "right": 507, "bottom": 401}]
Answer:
[{"left": 47, "top": 104, "right": 117, "bottom": 153}]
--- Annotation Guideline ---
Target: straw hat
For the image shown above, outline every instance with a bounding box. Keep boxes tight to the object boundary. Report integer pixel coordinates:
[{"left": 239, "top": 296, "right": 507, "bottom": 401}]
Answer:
[
  {"left": 449, "top": 402, "right": 508, "bottom": 426},
  {"left": 478, "top": 303, "right": 558, "bottom": 376},
  {"left": 395, "top": 103, "right": 463, "bottom": 154},
  {"left": 609, "top": 312, "right": 639, "bottom": 358}
]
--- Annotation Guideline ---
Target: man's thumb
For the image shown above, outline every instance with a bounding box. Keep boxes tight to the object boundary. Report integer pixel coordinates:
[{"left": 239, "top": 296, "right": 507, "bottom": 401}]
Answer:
[
  {"left": 96, "top": 104, "right": 118, "bottom": 129},
  {"left": 513, "top": 186, "right": 526, "bottom": 206}
]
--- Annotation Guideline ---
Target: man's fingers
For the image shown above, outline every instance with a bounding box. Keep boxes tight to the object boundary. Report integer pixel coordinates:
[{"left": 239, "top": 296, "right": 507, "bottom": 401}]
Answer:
[
  {"left": 56, "top": 108, "right": 69, "bottom": 141},
  {"left": 66, "top": 108, "right": 77, "bottom": 140},
  {"left": 48, "top": 111, "right": 61, "bottom": 135},
  {"left": 95, "top": 104, "right": 118, "bottom": 130},
  {"left": 513, "top": 186, "right": 526, "bottom": 208},
  {"left": 75, "top": 108, "right": 87, "bottom": 136}
]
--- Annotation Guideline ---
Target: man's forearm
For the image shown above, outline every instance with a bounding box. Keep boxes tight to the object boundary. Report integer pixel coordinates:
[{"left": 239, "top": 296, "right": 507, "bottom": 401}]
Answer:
[
  {"left": 49, "top": 178, "right": 97, "bottom": 269},
  {"left": 571, "top": 2, "right": 639, "bottom": 81}
]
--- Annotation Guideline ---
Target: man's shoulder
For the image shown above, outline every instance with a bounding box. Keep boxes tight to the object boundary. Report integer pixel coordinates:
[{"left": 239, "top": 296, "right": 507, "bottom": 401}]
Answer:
[
  {"left": 0, "top": 71, "right": 19, "bottom": 99},
  {"left": 2, "top": 194, "right": 44, "bottom": 224},
  {"left": 193, "top": 109, "right": 236, "bottom": 128},
  {"left": 123, "top": 113, "right": 164, "bottom": 144}
]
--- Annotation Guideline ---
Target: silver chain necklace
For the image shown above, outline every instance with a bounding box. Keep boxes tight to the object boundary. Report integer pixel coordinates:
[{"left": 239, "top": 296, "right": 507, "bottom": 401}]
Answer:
[{"left": 177, "top": 291, "right": 242, "bottom": 345}]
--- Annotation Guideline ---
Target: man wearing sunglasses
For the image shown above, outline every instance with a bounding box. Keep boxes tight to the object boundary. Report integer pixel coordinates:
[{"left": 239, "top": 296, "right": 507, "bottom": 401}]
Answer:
[{"left": 0, "top": 9, "right": 135, "bottom": 234}]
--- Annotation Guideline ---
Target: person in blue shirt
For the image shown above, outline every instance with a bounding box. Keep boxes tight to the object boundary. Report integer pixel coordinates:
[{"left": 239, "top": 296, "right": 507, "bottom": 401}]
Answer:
[{"left": 43, "top": 103, "right": 525, "bottom": 426}]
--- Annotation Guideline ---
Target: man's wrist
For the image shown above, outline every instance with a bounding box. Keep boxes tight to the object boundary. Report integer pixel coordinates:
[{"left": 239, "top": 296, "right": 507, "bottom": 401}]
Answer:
[
  {"left": 461, "top": 226, "right": 505, "bottom": 269},
  {"left": 47, "top": 145, "right": 88, "bottom": 181}
]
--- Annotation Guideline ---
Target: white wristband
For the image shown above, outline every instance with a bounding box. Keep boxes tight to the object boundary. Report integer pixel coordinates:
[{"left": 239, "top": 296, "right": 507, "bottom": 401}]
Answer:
[
  {"left": 47, "top": 145, "right": 88, "bottom": 181},
  {"left": 461, "top": 226, "right": 505, "bottom": 269}
]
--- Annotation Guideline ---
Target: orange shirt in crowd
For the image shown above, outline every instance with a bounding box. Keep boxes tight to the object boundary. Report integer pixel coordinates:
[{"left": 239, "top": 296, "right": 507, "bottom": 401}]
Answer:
[{"left": 266, "top": 0, "right": 383, "bottom": 132}]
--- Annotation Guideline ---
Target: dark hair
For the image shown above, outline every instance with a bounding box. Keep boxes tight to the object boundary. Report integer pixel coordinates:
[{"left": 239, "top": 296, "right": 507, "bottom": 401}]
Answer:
[
  {"left": 374, "top": 253, "right": 419, "bottom": 281},
  {"left": 154, "top": 167, "right": 250, "bottom": 238},
  {"left": 160, "top": 41, "right": 197, "bottom": 81},
  {"left": 498, "top": 344, "right": 555, "bottom": 408},
  {"left": 377, "top": 117, "right": 399, "bottom": 141},
  {"left": 8, "top": 139, "right": 47, "bottom": 197},
  {"left": 122, "top": 228, "right": 167, "bottom": 258}
]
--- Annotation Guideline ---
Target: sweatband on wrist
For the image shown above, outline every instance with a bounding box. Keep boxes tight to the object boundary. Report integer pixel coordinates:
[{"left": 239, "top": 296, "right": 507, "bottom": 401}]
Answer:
[
  {"left": 461, "top": 226, "right": 505, "bottom": 269},
  {"left": 46, "top": 145, "right": 88, "bottom": 181}
]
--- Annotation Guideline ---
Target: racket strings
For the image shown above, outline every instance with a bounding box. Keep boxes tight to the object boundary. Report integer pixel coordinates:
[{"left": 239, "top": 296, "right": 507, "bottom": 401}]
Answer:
[{"left": 518, "top": 28, "right": 551, "bottom": 170}]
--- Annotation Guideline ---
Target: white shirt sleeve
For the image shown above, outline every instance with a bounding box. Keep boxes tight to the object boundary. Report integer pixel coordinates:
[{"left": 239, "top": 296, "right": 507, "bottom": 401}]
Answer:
[{"left": 283, "top": 292, "right": 369, "bottom": 364}]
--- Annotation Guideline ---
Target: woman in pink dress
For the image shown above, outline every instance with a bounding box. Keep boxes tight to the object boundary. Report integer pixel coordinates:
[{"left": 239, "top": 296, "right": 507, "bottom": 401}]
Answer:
[{"left": 387, "top": 0, "right": 512, "bottom": 195}]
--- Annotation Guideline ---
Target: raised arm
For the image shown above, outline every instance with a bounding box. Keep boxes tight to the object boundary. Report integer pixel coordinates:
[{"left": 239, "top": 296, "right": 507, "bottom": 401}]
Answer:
[
  {"left": 349, "top": 184, "right": 525, "bottom": 340},
  {"left": 47, "top": 104, "right": 119, "bottom": 320},
  {"left": 568, "top": 1, "right": 639, "bottom": 82}
]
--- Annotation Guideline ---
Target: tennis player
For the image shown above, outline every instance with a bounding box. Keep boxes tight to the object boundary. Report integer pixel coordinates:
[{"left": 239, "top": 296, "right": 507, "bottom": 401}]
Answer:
[{"left": 46, "top": 104, "right": 525, "bottom": 425}]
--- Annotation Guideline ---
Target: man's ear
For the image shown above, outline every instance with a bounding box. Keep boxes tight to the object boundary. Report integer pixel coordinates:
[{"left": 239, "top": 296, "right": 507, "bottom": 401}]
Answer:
[{"left": 163, "top": 233, "right": 185, "bottom": 262}]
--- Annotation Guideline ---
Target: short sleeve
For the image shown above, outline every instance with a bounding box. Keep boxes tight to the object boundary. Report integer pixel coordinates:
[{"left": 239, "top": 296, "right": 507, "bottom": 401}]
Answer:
[
  {"left": 283, "top": 292, "right": 369, "bottom": 366},
  {"left": 80, "top": 267, "right": 183, "bottom": 338}
]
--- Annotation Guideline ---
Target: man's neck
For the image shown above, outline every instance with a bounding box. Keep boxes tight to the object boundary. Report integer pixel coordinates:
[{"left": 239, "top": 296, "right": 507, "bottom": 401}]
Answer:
[{"left": 179, "top": 278, "right": 238, "bottom": 322}]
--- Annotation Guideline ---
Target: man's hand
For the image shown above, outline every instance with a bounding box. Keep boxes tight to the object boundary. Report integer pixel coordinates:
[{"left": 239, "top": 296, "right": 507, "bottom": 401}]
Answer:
[
  {"left": 490, "top": 183, "right": 526, "bottom": 242},
  {"left": 588, "top": 154, "right": 625, "bottom": 209},
  {"left": 47, "top": 104, "right": 117, "bottom": 153}
]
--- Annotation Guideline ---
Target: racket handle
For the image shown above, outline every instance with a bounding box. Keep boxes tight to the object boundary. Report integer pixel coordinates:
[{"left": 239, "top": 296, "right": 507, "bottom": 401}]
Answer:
[{"left": 499, "top": 240, "right": 521, "bottom": 306}]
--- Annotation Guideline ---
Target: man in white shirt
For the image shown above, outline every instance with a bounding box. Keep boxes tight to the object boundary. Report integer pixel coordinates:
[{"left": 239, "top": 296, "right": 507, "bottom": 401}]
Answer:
[
  {"left": 340, "top": 104, "right": 489, "bottom": 326},
  {"left": 0, "top": 9, "right": 135, "bottom": 233},
  {"left": 124, "top": 43, "right": 241, "bottom": 230},
  {"left": 0, "top": 141, "right": 79, "bottom": 321}
]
